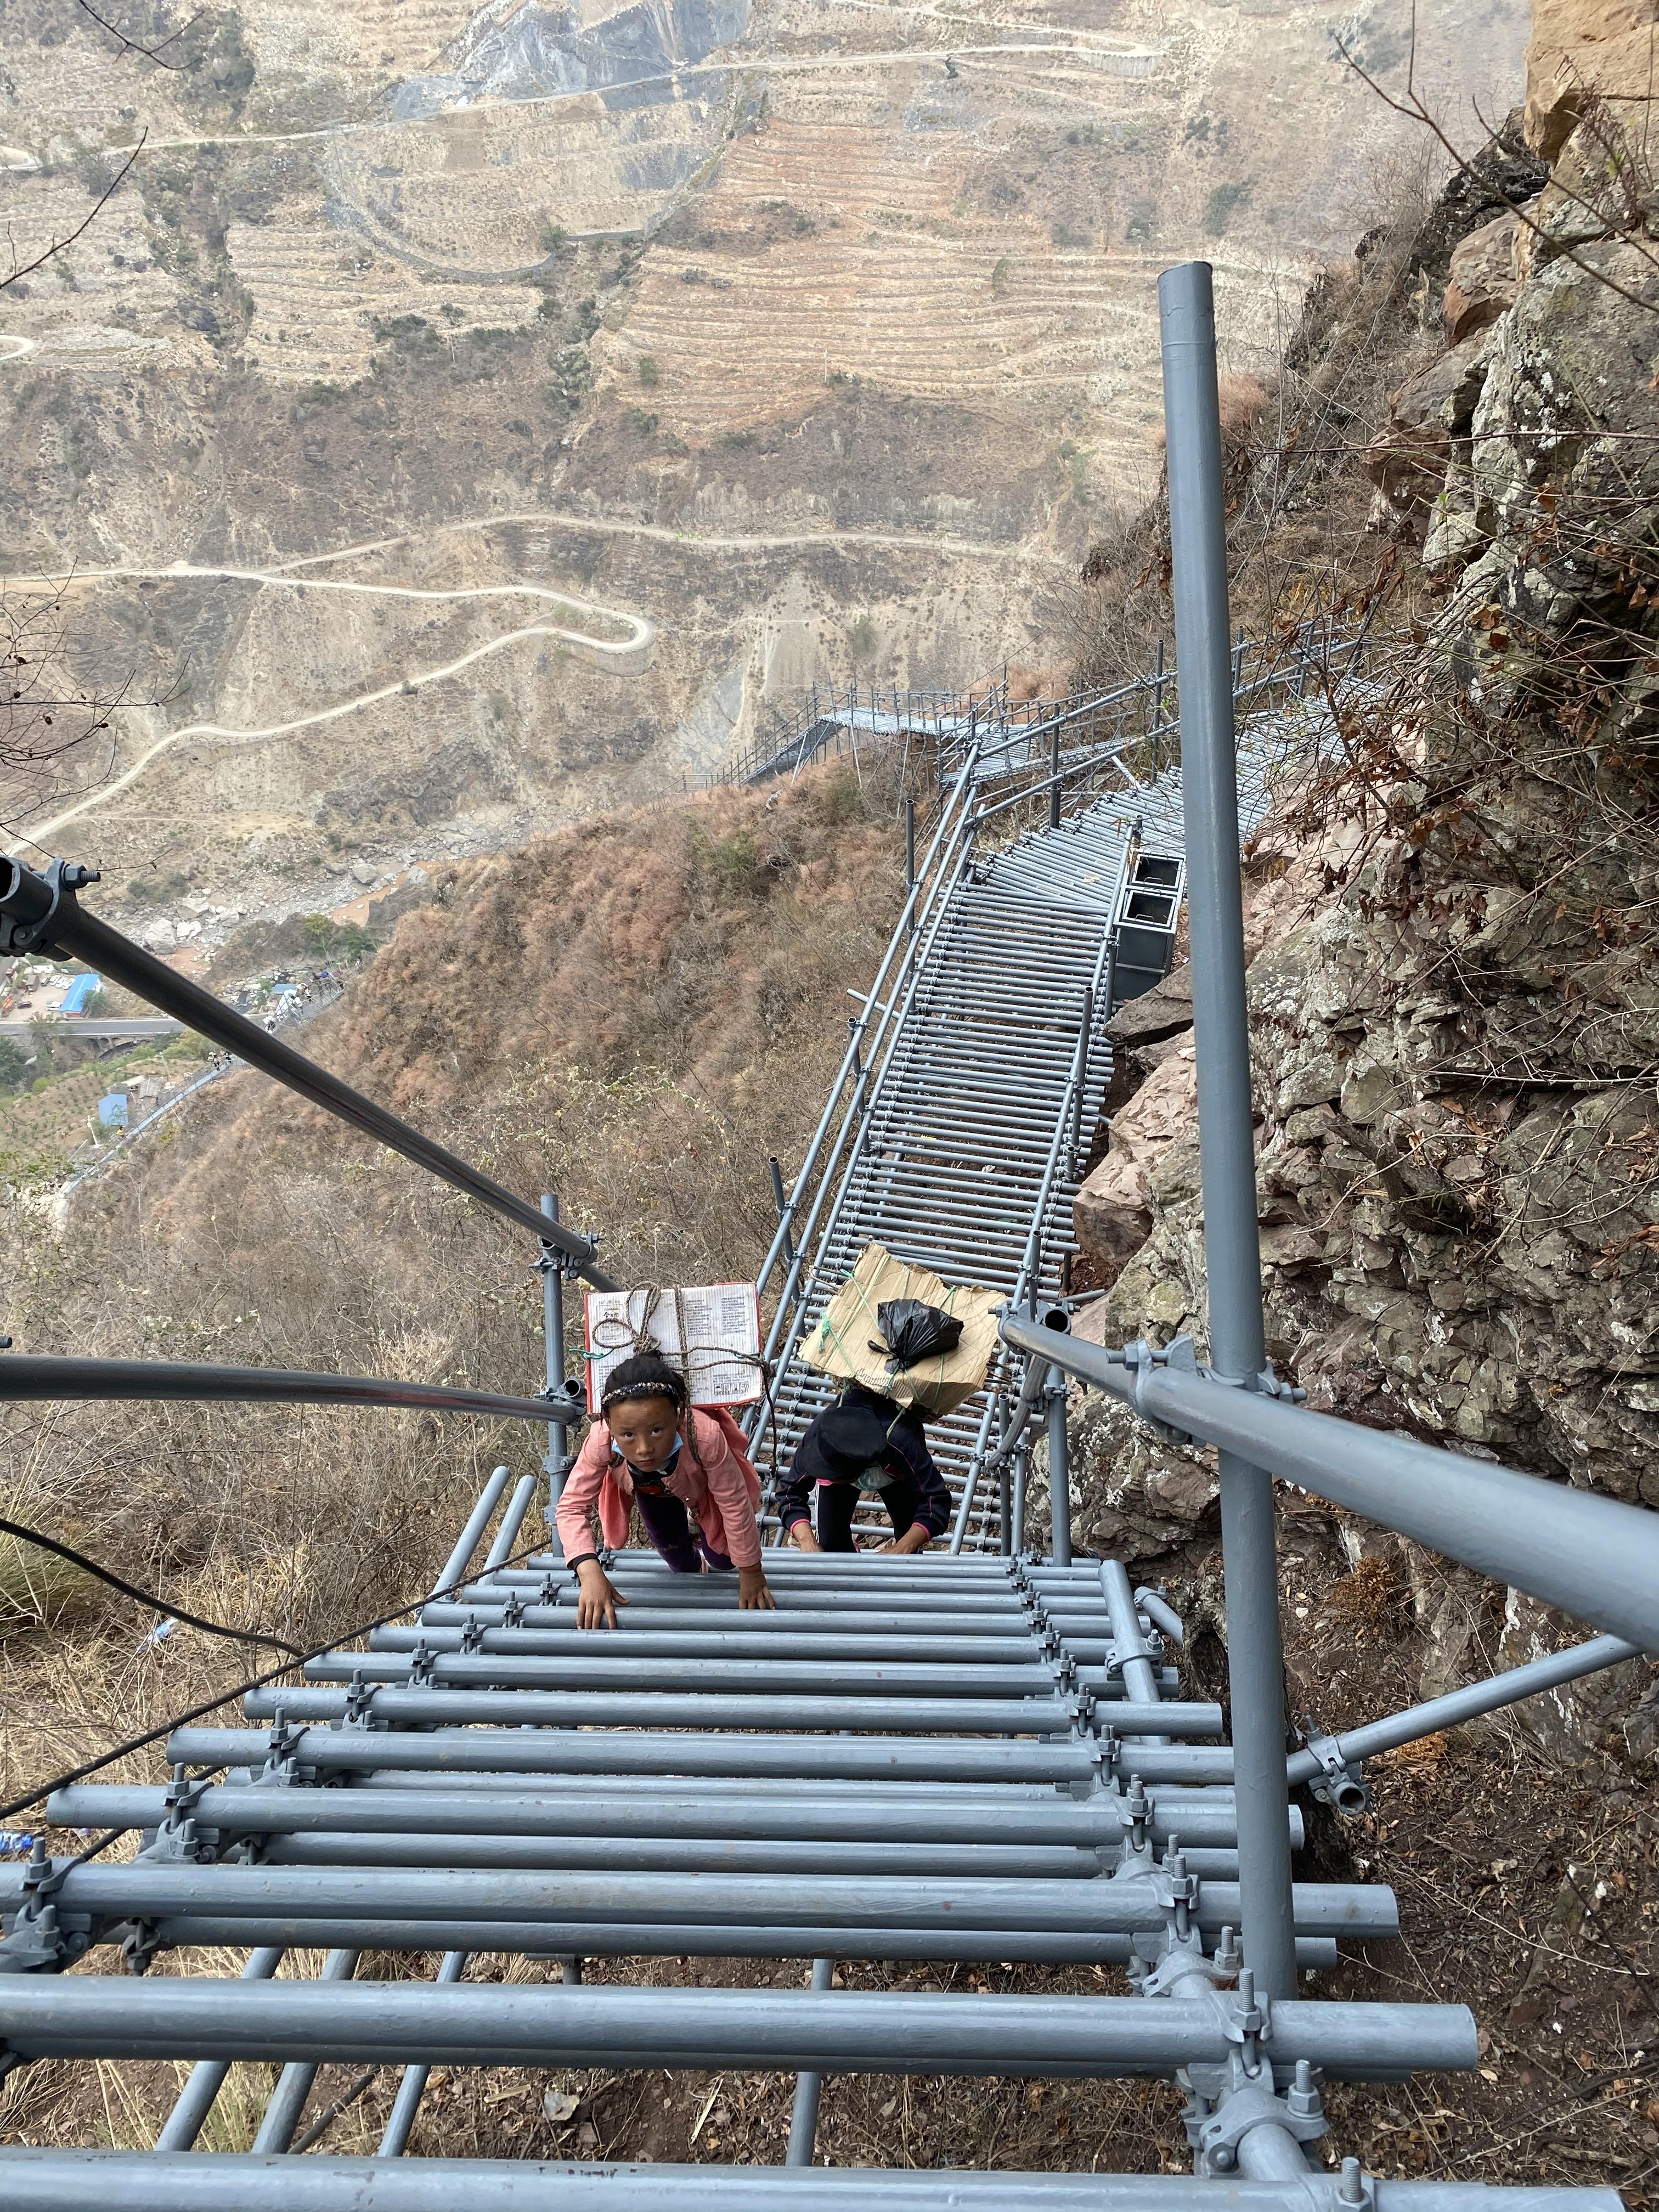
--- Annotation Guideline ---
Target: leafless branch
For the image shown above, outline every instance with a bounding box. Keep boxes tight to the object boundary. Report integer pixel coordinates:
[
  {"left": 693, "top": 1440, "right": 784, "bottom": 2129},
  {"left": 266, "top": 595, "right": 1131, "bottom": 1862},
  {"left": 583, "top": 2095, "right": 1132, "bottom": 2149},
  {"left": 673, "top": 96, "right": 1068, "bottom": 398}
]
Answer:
[
  {"left": 1, "top": 576, "right": 180, "bottom": 838},
  {"left": 1, "top": 133, "right": 145, "bottom": 293},
  {"left": 1334, "top": 38, "right": 1659, "bottom": 320},
  {"left": 1469, "top": 86, "right": 1659, "bottom": 287},
  {"left": 74, "top": 0, "right": 205, "bottom": 69}
]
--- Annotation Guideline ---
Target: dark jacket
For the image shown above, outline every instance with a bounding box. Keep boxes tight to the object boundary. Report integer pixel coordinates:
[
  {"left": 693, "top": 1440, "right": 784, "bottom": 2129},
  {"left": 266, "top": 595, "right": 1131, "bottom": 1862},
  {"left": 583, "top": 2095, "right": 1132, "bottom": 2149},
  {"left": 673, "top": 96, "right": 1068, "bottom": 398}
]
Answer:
[{"left": 776, "top": 1386, "right": 952, "bottom": 1539}]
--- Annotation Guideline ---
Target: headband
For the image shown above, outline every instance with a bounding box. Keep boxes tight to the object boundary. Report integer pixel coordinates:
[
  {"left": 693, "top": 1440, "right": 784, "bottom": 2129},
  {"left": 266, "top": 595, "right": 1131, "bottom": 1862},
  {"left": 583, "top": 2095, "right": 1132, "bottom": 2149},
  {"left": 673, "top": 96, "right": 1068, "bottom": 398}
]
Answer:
[{"left": 601, "top": 1375, "right": 687, "bottom": 1417}]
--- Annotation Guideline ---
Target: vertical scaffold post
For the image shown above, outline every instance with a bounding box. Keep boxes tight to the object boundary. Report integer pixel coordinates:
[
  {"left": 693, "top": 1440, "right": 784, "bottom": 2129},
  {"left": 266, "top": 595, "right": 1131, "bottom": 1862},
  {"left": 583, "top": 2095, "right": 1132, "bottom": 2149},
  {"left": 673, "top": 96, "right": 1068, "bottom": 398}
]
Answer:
[
  {"left": 1046, "top": 1367, "right": 1071, "bottom": 1566},
  {"left": 768, "top": 1156, "right": 797, "bottom": 1272},
  {"left": 542, "top": 1192, "right": 572, "bottom": 1550},
  {"left": 786, "top": 1955, "right": 836, "bottom": 2165},
  {"left": 1049, "top": 718, "right": 1063, "bottom": 828},
  {"left": 905, "top": 798, "right": 917, "bottom": 935},
  {"left": 1158, "top": 258, "right": 1297, "bottom": 2004},
  {"left": 1152, "top": 637, "right": 1166, "bottom": 777}
]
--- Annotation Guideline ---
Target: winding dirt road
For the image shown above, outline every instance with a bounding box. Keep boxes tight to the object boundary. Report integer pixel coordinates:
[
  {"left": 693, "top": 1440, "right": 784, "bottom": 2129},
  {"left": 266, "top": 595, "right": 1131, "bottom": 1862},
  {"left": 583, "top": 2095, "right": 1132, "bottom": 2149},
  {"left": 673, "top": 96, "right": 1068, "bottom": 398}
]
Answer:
[
  {"left": 8, "top": 560, "right": 654, "bottom": 847},
  {"left": 4, "top": 514, "right": 1054, "bottom": 844}
]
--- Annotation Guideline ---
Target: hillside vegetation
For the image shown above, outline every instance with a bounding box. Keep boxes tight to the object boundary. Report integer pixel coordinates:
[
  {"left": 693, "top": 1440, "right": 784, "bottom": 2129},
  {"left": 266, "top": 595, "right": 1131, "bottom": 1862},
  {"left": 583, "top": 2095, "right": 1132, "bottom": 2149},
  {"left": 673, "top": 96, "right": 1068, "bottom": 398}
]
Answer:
[{"left": 0, "top": 763, "right": 903, "bottom": 1837}]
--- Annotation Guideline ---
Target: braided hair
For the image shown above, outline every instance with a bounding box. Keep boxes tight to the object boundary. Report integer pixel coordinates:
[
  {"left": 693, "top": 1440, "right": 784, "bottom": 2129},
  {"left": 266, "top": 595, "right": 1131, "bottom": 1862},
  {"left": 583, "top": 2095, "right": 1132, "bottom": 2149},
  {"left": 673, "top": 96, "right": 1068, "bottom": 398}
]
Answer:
[{"left": 600, "top": 1352, "right": 703, "bottom": 1468}]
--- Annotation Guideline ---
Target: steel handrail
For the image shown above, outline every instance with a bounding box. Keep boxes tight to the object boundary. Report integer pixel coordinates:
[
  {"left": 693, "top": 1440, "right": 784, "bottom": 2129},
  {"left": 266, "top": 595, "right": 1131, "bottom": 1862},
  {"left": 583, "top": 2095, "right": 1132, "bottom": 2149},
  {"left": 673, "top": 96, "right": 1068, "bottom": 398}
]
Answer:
[
  {"left": 0, "top": 1355, "right": 586, "bottom": 1428},
  {"left": 998, "top": 1311, "right": 1659, "bottom": 1655},
  {"left": 0, "top": 860, "right": 614, "bottom": 1286}
]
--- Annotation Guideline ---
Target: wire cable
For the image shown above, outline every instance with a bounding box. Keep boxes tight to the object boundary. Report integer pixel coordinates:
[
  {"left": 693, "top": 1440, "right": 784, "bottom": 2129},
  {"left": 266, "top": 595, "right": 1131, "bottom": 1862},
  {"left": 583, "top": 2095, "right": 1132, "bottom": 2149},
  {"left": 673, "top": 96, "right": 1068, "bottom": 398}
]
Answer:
[
  {"left": 0, "top": 1533, "right": 557, "bottom": 1827},
  {"left": 0, "top": 1516, "right": 304, "bottom": 1657}
]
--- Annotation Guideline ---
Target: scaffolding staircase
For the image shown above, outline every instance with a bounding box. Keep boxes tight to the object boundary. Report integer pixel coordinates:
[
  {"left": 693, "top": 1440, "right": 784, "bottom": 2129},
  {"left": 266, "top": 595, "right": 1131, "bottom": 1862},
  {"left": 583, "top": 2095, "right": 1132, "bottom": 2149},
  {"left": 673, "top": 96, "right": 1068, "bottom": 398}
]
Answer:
[
  {"left": 748, "top": 676, "right": 1296, "bottom": 1554},
  {"left": 0, "top": 267, "right": 1644, "bottom": 2212}
]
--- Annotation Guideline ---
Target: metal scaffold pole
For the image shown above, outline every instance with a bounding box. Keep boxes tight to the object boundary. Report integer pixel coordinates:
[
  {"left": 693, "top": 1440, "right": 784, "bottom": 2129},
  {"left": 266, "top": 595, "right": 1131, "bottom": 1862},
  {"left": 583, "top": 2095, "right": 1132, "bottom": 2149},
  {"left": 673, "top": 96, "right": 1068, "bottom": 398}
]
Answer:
[
  {"left": 542, "top": 1192, "right": 574, "bottom": 1550},
  {"left": 1158, "top": 257, "right": 1298, "bottom": 2003}
]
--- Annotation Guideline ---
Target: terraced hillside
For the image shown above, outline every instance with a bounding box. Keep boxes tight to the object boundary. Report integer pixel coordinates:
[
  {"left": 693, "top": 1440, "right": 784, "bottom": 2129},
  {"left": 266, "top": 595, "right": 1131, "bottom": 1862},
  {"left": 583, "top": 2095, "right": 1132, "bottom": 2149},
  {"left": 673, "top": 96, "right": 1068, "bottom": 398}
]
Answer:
[{"left": 0, "top": 0, "right": 1526, "bottom": 950}]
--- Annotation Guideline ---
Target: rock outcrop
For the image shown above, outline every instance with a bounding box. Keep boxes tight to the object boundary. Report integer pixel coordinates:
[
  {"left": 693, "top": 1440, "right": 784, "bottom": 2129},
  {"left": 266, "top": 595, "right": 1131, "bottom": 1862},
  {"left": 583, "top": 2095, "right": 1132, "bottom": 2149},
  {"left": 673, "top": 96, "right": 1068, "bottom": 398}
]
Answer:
[
  {"left": 1063, "top": 79, "right": 1659, "bottom": 1740},
  {"left": 1525, "top": 0, "right": 1659, "bottom": 159}
]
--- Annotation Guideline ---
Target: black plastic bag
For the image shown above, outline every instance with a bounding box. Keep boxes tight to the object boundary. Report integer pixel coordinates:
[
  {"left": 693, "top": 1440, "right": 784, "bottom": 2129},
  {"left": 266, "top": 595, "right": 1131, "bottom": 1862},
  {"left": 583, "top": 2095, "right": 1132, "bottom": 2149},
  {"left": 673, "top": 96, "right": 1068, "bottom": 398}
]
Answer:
[{"left": 869, "top": 1297, "right": 963, "bottom": 1370}]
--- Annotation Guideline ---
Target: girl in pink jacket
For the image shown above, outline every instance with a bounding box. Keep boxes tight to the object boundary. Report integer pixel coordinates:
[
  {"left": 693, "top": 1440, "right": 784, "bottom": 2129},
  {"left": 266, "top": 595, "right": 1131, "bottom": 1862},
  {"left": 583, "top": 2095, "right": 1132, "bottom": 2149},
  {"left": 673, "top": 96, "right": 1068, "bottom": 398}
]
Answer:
[{"left": 556, "top": 1352, "right": 775, "bottom": 1628}]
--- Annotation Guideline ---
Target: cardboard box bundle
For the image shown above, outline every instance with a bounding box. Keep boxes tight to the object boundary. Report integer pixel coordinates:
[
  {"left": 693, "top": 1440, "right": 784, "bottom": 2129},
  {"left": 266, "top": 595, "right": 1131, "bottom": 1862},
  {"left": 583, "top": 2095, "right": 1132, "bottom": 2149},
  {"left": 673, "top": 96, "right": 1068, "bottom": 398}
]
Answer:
[{"left": 796, "top": 1241, "right": 1001, "bottom": 1417}]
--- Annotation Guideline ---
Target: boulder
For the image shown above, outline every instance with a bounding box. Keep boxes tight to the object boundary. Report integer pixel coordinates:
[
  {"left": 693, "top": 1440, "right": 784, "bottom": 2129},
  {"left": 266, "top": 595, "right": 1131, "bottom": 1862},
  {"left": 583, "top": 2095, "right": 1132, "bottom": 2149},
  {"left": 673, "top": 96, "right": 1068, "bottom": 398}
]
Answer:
[
  {"left": 1443, "top": 208, "right": 1523, "bottom": 342},
  {"left": 1074, "top": 1045, "right": 1198, "bottom": 1269},
  {"left": 1364, "top": 332, "right": 1494, "bottom": 523},
  {"left": 1104, "top": 962, "right": 1193, "bottom": 1050},
  {"left": 1526, "top": 0, "right": 1659, "bottom": 160}
]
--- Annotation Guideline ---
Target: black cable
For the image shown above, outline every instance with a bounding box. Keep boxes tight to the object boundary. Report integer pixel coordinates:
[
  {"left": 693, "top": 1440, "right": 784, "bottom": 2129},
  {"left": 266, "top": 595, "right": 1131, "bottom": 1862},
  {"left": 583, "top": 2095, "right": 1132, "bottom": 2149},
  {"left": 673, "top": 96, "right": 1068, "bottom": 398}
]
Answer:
[
  {"left": 0, "top": 1516, "right": 304, "bottom": 1658},
  {"left": 0, "top": 1533, "right": 556, "bottom": 1827}
]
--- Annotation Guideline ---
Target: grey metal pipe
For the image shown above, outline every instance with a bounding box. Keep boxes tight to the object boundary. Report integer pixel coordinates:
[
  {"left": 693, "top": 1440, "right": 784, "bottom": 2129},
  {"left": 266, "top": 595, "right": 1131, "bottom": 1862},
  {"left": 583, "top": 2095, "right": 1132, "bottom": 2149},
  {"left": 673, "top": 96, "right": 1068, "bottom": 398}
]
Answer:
[
  {"left": 431, "top": 1468, "right": 514, "bottom": 1599},
  {"left": 972, "top": 1353, "right": 1049, "bottom": 1481},
  {"left": 786, "top": 1956, "right": 836, "bottom": 2166},
  {"left": 153, "top": 1946, "right": 285, "bottom": 2152},
  {"left": 238, "top": 1687, "right": 1173, "bottom": 1736},
  {"left": 249, "top": 1948, "right": 358, "bottom": 2154},
  {"left": 168, "top": 1723, "right": 1240, "bottom": 1788},
  {"left": 50, "top": 1784, "right": 1286, "bottom": 1852},
  {"left": 1046, "top": 1368, "right": 1071, "bottom": 1566},
  {"left": 0, "top": 2153, "right": 1622, "bottom": 2211},
  {"left": 297, "top": 1656, "right": 1073, "bottom": 1699},
  {"left": 0, "top": 1979, "right": 1465, "bottom": 2076},
  {"left": 387, "top": 1624, "right": 1050, "bottom": 1661},
  {"left": 1159, "top": 256, "right": 1297, "bottom": 2006},
  {"left": 1137, "top": 1588, "right": 1186, "bottom": 1646},
  {"left": 998, "top": 1312, "right": 1659, "bottom": 1657},
  {"left": 540, "top": 1192, "right": 574, "bottom": 1523},
  {"left": 0, "top": 859, "right": 613, "bottom": 1280},
  {"left": 482, "top": 1475, "right": 540, "bottom": 1573},
  {"left": 0, "top": 1861, "right": 1383, "bottom": 1939},
  {"left": 1235, "top": 2120, "right": 1316, "bottom": 2181},
  {"left": 1098, "top": 1562, "right": 1162, "bottom": 1709},
  {"left": 376, "top": 1949, "right": 467, "bottom": 2158},
  {"left": 1285, "top": 1634, "right": 1640, "bottom": 1798},
  {"left": 109, "top": 1918, "right": 1344, "bottom": 1970},
  {"left": 384, "top": 1626, "right": 1052, "bottom": 1662},
  {"left": 0, "top": 1357, "right": 583, "bottom": 1431},
  {"left": 263, "top": 1835, "right": 1113, "bottom": 1880}
]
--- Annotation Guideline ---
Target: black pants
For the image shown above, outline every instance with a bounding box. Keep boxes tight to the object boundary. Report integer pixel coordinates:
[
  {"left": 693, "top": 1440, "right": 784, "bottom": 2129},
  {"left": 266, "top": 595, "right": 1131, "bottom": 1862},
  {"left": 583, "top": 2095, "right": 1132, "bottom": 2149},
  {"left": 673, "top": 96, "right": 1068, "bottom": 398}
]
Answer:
[
  {"left": 814, "top": 1474, "right": 924, "bottom": 1551},
  {"left": 632, "top": 1484, "right": 733, "bottom": 1573}
]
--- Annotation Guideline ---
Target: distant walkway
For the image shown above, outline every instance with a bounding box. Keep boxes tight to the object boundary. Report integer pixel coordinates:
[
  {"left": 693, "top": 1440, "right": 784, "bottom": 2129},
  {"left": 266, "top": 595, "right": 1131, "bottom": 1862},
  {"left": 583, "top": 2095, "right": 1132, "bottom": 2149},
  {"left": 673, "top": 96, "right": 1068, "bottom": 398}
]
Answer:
[{"left": 0, "top": 1017, "right": 182, "bottom": 1041}]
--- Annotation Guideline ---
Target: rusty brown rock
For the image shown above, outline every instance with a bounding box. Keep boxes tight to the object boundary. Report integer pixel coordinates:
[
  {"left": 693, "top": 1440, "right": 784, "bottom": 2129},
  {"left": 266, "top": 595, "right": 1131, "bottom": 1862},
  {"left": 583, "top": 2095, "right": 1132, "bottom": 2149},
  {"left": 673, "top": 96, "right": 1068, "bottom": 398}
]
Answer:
[
  {"left": 1443, "top": 208, "right": 1522, "bottom": 342},
  {"left": 1525, "top": 0, "right": 1659, "bottom": 160}
]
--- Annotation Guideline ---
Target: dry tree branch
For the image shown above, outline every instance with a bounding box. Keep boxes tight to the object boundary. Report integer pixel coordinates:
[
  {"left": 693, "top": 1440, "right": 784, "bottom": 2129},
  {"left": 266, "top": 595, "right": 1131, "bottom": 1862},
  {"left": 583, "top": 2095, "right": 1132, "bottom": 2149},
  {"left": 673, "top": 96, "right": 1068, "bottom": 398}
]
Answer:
[
  {"left": 1, "top": 575, "right": 182, "bottom": 839},
  {"left": 1468, "top": 86, "right": 1659, "bottom": 287},
  {"left": 1, "top": 133, "right": 145, "bottom": 292},
  {"left": 74, "top": 0, "right": 205, "bottom": 69},
  {"left": 1335, "top": 33, "right": 1659, "bottom": 320}
]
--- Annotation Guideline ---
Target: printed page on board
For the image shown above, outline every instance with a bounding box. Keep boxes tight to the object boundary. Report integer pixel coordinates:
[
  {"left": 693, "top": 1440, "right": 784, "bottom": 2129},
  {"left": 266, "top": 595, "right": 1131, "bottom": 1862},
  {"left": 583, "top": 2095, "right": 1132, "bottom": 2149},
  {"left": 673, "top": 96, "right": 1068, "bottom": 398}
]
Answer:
[{"left": 584, "top": 1284, "right": 764, "bottom": 1413}]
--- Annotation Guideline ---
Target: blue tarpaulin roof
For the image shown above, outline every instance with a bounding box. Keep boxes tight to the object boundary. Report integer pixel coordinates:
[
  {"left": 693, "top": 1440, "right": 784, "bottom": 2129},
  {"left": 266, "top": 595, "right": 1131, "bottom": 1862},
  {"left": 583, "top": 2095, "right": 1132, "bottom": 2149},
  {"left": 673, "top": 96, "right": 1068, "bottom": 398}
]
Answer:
[{"left": 60, "top": 974, "right": 99, "bottom": 1015}]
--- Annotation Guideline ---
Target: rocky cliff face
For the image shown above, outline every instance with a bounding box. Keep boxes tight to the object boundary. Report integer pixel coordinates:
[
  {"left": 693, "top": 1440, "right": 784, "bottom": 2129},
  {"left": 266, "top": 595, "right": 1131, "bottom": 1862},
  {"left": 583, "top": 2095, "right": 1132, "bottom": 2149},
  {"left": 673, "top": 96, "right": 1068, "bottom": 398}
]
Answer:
[{"left": 1062, "top": 42, "right": 1658, "bottom": 1736}]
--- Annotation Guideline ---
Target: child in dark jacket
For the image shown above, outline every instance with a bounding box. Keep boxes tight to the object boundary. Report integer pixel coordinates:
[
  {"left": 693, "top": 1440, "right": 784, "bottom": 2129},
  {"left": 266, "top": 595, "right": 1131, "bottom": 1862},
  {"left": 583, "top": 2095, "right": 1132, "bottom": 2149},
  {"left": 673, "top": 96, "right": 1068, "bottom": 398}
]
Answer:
[{"left": 777, "top": 1384, "right": 952, "bottom": 1554}]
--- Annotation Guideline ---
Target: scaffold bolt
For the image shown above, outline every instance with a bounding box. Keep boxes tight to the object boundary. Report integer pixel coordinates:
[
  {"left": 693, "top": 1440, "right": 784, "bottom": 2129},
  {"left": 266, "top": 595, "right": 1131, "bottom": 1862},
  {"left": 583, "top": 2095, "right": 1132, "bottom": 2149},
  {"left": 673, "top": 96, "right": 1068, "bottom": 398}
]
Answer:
[
  {"left": 1286, "top": 2059, "right": 1323, "bottom": 2119},
  {"left": 1340, "top": 2158, "right": 1366, "bottom": 2205}
]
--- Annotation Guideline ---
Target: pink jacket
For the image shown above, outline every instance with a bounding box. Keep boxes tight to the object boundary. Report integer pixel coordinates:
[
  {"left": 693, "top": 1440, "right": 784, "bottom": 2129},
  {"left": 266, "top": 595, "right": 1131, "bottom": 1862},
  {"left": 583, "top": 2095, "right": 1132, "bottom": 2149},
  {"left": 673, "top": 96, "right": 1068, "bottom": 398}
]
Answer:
[{"left": 556, "top": 1405, "right": 764, "bottom": 1569}]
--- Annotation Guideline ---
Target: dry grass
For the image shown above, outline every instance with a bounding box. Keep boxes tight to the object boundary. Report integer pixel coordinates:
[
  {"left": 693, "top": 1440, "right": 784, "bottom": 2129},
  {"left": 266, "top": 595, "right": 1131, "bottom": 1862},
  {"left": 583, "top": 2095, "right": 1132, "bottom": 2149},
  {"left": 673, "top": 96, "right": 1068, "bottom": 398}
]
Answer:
[{"left": 0, "top": 764, "right": 904, "bottom": 1828}]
